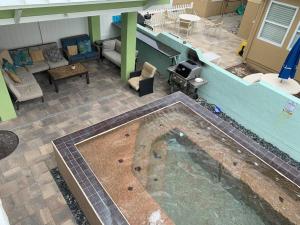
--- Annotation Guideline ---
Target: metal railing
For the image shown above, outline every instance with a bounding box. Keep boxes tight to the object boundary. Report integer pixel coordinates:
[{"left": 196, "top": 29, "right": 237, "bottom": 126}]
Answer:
[{"left": 140, "top": 2, "right": 194, "bottom": 28}]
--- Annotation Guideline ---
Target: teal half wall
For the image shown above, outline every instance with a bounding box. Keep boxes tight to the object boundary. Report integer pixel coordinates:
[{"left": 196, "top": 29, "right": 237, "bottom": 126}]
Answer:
[
  {"left": 136, "top": 26, "right": 300, "bottom": 162},
  {"left": 197, "top": 59, "right": 300, "bottom": 162},
  {"left": 137, "top": 26, "right": 195, "bottom": 76}
]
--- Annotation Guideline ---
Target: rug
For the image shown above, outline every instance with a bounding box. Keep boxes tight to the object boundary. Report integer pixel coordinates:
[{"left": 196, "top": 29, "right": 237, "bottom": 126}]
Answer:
[{"left": 0, "top": 130, "right": 19, "bottom": 160}]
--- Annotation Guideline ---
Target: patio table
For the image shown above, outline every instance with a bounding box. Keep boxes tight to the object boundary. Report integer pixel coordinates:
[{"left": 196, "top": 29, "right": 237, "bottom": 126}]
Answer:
[
  {"left": 48, "top": 63, "right": 89, "bottom": 93},
  {"left": 178, "top": 14, "right": 200, "bottom": 22},
  {"left": 261, "top": 73, "right": 300, "bottom": 95},
  {"left": 178, "top": 14, "right": 200, "bottom": 33}
]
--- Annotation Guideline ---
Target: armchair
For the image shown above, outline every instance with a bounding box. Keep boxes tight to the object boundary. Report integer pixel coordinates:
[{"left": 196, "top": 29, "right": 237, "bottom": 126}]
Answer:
[{"left": 128, "top": 62, "right": 157, "bottom": 97}]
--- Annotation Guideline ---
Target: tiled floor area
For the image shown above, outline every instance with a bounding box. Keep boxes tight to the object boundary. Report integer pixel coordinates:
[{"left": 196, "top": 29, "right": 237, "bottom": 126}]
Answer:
[
  {"left": 155, "top": 13, "right": 243, "bottom": 69},
  {"left": 0, "top": 15, "right": 245, "bottom": 223},
  {"left": 1, "top": 14, "right": 294, "bottom": 224},
  {"left": 208, "top": 13, "right": 242, "bottom": 35},
  {"left": 0, "top": 60, "right": 170, "bottom": 224}
]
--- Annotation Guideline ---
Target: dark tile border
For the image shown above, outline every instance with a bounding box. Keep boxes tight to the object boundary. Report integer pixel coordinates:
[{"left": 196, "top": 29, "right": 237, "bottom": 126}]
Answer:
[{"left": 52, "top": 92, "right": 300, "bottom": 225}]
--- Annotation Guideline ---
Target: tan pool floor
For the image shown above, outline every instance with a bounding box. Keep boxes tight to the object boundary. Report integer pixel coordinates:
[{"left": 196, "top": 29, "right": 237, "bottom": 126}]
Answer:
[
  {"left": 77, "top": 103, "right": 300, "bottom": 225},
  {"left": 78, "top": 121, "right": 174, "bottom": 225}
]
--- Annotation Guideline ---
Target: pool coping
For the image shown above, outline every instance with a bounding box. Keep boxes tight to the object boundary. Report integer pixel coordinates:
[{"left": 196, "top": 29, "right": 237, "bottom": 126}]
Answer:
[{"left": 52, "top": 91, "right": 300, "bottom": 225}]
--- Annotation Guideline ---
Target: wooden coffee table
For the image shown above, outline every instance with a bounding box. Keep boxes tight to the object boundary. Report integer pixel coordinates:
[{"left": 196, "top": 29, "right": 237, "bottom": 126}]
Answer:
[{"left": 48, "top": 63, "right": 89, "bottom": 93}]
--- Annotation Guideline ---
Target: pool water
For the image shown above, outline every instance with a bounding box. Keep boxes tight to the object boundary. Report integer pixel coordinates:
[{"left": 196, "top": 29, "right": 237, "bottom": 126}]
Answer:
[
  {"left": 144, "top": 130, "right": 268, "bottom": 225},
  {"left": 78, "top": 103, "right": 299, "bottom": 225}
]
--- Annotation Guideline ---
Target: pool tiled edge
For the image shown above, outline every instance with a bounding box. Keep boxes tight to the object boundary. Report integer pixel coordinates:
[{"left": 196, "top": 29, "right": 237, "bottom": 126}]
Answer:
[{"left": 52, "top": 92, "right": 300, "bottom": 225}]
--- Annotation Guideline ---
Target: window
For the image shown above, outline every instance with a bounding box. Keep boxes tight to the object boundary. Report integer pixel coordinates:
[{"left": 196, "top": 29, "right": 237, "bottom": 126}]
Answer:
[
  {"left": 258, "top": 0, "right": 298, "bottom": 47},
  {"left": 288, "top": 22, "right": 300, "bottom": 50}
]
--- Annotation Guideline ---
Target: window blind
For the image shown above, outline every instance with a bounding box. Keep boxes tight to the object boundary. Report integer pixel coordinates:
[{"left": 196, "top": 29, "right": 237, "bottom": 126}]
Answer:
[
  {"left": 260, "top": 22, "right": 287, "bottom": 44},
  {"left": 266, "top": 2, "right": 297, "bottom": 26},
  {"left": 259, "top": 1, "right": 297, "bottom": 46}
]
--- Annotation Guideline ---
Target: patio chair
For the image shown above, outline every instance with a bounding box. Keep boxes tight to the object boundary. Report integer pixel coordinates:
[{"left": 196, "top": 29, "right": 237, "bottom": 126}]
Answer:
[
  {"left": 184, "top": 2, "right": 198, "bottom": 16},
  {"left": 128, "top": 62, "right": 157, "bottom": 97},
  {"left": 177, "top": 19, "right": 193, "bottom": 37},
  {"left": 148, "top": 13, "right": 165, "bottom": 31},
  {"left": 164, "top": 10, "right": 179, "bottom": 27}
]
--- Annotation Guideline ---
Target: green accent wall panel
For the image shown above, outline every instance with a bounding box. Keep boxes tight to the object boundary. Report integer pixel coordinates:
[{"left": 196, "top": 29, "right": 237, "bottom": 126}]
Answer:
[
  {"left": 121, "top": 12, "right": 137, "bottom": 81},
  {"left": 0, "top": 1, "right": 170, "bottom": 20},
  {"left": 0, "top": 72, "right": 16, "bottom": 121},
  {"left": 88, "top": 16, "right": 100, "bottom": 42},
  {"left": 21, "top": 1, "right": 143, "bottom": 17},
  {"left": 144, "top": 0, "right": 170, "bottom": 7},
  {"left": 0, "top": 10, "right": 14, "bottom": 19}
]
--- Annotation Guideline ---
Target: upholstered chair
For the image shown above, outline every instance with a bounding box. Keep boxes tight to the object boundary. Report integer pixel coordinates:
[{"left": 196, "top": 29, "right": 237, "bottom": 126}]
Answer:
[{"left": 128, "top": 62, "right": 157, "bottom": 97}]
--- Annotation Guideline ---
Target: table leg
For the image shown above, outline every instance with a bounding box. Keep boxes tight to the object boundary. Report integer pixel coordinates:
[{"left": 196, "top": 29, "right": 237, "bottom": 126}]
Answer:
[
  {"left": 53, "top": 80, "right": 59, "bottom": 93},
  {"left": 171, "top": 57, "right": 175, "bottom": 66},
  {"left": 170, "top": 79, "right": 176, "bottom": 93},
  {"left": 194, "top": 88, "right": 199, "bottom": 99},
  {"left": 49, "top": 74, "right": 52, "bottom": 85},
  {"left": 168, "top": 73, "right": 172, "bottom": 85},
  {"left": 86, "top": 73, "right": 90, "bottom": 84}
]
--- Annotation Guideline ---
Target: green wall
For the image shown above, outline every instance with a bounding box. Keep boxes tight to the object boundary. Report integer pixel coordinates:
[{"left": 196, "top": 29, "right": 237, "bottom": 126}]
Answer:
[
  {"left": 136, "top": 27, "right": 300, "bottom": 162},
  {"left": 144, "top": 0, "right": 171, "bottom": 7},
  {"left": 121, "top": 12, "right": 137, "bottom": 81},
  {"left": 0, "top": 1, "right": 144, "bottom": 19},
  {"left": 88, "top": 16, "right": 100, "bottom": 42},
  {"left": 0, "top": 0, "right": 170, "bottom": 19},
  {"left": 0, "top": 71, "right": 16, "bottom": 121}
]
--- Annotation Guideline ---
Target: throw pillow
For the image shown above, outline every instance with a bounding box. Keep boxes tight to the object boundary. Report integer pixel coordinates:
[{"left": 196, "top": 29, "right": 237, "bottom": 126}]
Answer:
[
  {"left": 103, "top": 40, "right": 116, "bottom": 51},
  {"left": 115, "top": 40, "right": 122, "bottom": 54},
  {"left": 2, "top": 58, "right": 16, "bottom": 73},
  {"left": 29, "top": 49, "right": 45, "bottom": 62},
  {"left": 10, "top": 49, "right": 33, "bottom": 67},
  {"left": 67, "top": 45, "right": 78, "bottom": 56},
  {"left": 141, "top": 62, "right": 156, "bottom": 79},
  {"left": 6, "top": 70, "right": 21, "bottom": 83},
  {"left": 44, "top": 47, "right": 63, "bottom": 62},
  {"left": 78, "top": 40, "right": 92, "bottom": 54},
  {"left": 0, "top": 49, "right": 13, "bottom": 66},
  {"left": 2, "top": 59, "right": 21, "bottom": 83}
]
